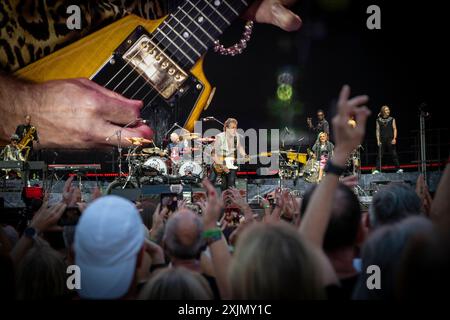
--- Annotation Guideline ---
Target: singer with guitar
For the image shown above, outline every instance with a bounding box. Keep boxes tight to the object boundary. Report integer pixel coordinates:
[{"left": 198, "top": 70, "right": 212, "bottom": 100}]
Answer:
[
  {"left": 0, "top": 0, "right": 302, "bottom": 149},
  {"left": 210, "top": 118, "right": 248, "bottom": 190}
]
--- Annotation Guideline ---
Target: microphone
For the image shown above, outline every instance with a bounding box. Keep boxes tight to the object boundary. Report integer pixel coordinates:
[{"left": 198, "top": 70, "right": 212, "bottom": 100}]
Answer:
[{"left": 202, "top": 116, "right": 215, "bottom": 121}]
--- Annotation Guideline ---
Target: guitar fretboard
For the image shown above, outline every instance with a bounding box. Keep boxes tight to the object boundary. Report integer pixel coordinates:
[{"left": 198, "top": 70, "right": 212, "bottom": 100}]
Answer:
[{"left": 152, "top": 0, "right": 251, "bottom": 68}]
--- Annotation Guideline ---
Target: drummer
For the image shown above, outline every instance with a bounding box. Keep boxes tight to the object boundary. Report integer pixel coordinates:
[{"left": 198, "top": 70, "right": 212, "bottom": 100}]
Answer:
[{"left": 166, "top": 132, "right": 188, "bottom": 163}]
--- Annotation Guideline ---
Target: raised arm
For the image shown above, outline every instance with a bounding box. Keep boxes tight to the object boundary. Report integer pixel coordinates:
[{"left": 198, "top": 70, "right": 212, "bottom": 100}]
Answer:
[
  {"left": 430, "top": 162, "right": 450, "bottom": 229},
  {"left": 201, "top": 178, "right": 232, "bottom": 299},
  {"left": 299, "top": 85, "right": 370, "bottom": 248}
]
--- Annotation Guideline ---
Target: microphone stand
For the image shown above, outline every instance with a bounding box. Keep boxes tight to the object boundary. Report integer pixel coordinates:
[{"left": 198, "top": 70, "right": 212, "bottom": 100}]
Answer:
[
  {"left": 203, "top": 116, "right": 224, "bottom": 127},
  {"left": 211, "top": 117, "right": 224, "bottom": 127},
  {"left": 105, "top": 118, "right": 142, "bottom": 177}
]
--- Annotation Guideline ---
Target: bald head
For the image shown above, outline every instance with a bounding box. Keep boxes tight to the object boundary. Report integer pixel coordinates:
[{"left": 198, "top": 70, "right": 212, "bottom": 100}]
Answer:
[
  {"left": 170, "top": 132, "right": 179, "bottom": 143},
  {"left": 164, "top": 209, "right": 204, "bottom": 260}
]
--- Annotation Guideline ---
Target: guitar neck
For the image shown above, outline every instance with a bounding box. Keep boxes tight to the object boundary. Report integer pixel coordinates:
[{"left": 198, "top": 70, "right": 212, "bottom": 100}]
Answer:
[{"left": 152, "top": 0, "right": 252, "bottom": 68}]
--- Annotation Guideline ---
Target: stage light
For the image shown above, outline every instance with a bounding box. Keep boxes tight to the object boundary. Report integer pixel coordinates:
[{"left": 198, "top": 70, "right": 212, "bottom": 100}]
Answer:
[
  {"left": 277, "top": 84, "right": 293, "bottom": 102},
  {"left": 278, "top": 72, "right": 294, "bottom": 86}
]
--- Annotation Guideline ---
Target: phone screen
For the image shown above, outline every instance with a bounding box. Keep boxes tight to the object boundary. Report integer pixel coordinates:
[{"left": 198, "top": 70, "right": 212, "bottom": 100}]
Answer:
[{"left": 160, "top": 193, "right": 178, "bottom": 212}]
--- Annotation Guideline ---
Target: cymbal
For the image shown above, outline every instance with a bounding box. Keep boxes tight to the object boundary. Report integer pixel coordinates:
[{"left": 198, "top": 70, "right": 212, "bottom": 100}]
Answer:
[
  {"left": 142, "top": 148, "right": 168, "bottom": 156},
  {"left": 198, "top": 137, "right": 215, "bottom": 143},
  {"left": 270, "top": 149, "right": 296, "bottom": 154},
  {"left": 122, "top": 153, "right": 147, "bottom": 157},
  {"left": 125, "top": 137, "right": 153, "bottom": 145},
  {"left": 142, "top": 147, "right": 161, "bottom": 153},
  {"left": 182, "top": 133, "right": 200, "bottom": 140}
]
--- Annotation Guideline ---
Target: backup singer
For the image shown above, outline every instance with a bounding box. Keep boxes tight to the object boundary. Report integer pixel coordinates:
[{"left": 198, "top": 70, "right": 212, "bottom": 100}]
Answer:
[
  {"left": 374, "top": 105, "right": 402, "bottom": 174},
  {"left": 307, "top": 109, "right": 330, "bottom": 135},
  {"left": 312, "top": 132, "right": 334, "bottom": 183}
]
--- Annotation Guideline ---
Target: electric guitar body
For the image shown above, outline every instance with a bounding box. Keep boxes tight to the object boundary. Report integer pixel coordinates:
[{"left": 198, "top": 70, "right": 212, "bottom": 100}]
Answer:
[
  {"left": 14, "top": 0, "right": 252, "bottom": 144},
  {"left": 14, "top": 14, "right": 213, "bottom": 143}
]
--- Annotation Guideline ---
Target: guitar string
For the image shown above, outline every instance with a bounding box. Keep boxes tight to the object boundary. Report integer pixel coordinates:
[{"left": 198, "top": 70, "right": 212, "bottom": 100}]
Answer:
[
  {"left": 131, "top": 0, "right": 236, "bottom": 112},
  {"left": 117, "top": 0, "right": 212, "bottom": 97},
  {"left": 119, "top": 0, "right": 231, "bottom": 102},
  {"left": 107, "top": 0, "right": 226, "bottom": 93},
  {"left": 103, "top": 0, "right": 191, "bottom": 89},
  {"left": 100, "top": 0, "right": 244, "bottom": 139}
]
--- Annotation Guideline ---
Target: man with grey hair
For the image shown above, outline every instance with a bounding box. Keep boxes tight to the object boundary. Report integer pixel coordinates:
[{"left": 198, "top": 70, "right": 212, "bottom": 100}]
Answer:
[
  {"left": 163, "top": 209, "right": 220, "bottom": 299},
  {"left": 369, "top": 182, "right": 422, "bottom": 230},
  {"left": 163, "top": 209, "right": 205, "bottom": 264}
]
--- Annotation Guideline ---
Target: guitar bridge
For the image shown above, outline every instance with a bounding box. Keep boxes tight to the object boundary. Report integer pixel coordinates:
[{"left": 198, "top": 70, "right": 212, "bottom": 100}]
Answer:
[{"left": 122, "top": 35, "right": 188, "bottom": 99}]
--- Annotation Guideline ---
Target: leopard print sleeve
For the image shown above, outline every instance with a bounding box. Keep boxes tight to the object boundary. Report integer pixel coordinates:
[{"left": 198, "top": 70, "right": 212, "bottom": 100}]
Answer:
[{"left": 0, "top": 0, "right": 175, "bottom": 73}]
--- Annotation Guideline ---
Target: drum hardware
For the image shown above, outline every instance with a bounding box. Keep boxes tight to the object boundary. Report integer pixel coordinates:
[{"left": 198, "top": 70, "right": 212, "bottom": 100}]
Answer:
[
  {"left": 124, "top": 137, "right": 153, "bottom": 145},
  {"left": 142, "top": 147, "right": 168, "bottom": 157},
  {"left": 181, "top": 133, "right": 201, "bottom": 140},
  {"left": 197, "top": 137, "right": 216, "bottom": 143}
]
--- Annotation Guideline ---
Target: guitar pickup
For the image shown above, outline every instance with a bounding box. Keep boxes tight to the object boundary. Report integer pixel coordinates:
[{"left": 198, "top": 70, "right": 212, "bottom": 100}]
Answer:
[{"left": 122, "top": 35, "right": 188, "bottom": 99}]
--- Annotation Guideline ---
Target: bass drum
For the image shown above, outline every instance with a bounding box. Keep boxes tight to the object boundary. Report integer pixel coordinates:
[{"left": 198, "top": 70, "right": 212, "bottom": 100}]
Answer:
[
  {"left": 303, "top": 160, "right": 320, "bottom": 183},
  {"left": 142, "top": 157, "right": 168, "bottom": 176},
  {"left": 178, "top": 160, "right": 204, "bottom": 178}
]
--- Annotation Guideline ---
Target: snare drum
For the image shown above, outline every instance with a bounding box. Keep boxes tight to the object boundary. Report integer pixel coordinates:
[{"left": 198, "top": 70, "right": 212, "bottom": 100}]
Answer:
[
  {"left": 178, "top": 160, "right": 203, "bottom": 178},
  {"left": 142, "top": 157, "right": 168, "bottom": 175}
]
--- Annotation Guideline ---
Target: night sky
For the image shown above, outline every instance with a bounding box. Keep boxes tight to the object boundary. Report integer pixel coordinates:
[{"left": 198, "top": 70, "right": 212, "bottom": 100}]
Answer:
[{"left": 201, "top": 0, "right": 447, "bottom": 166}]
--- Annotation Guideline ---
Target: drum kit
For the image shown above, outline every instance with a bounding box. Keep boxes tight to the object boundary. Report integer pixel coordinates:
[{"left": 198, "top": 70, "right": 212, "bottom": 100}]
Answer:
[{"left": 108, "top": 132, "right": 216, "bottom": 190}]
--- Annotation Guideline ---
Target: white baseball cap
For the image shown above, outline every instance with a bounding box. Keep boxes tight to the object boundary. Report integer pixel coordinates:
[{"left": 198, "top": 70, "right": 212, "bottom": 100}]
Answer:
[{"left": 74, "top": 195, "right": 144, "bottom": 299}]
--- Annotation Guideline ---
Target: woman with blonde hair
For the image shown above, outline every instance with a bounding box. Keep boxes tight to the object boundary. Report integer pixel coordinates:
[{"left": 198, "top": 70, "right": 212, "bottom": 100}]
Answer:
[
  {"left": 312, "top": 132, "right": 334, "bottom": 182},
  {"left": 138, "top": 267, "right": 213, "bottom": 300},
  {"left": 229, "top": 223, "right": 326, "bottom": 299},
  {"left": 15, "top": 242, "right": 68, "bottom": 300}
]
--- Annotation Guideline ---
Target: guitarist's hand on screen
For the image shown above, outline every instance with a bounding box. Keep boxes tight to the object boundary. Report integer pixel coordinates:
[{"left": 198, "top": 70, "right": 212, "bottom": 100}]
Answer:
[
  {"left": 245, "top": 0, "right": 302, "bottom": 32},
  {"left": 0, "top": 75, "right": 152, "bottom": 148}
]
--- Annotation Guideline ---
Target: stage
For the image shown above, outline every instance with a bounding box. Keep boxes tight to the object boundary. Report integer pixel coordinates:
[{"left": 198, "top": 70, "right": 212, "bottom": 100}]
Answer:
[{"left": 0, "top": 171, "right": 444, "bottom": 210}]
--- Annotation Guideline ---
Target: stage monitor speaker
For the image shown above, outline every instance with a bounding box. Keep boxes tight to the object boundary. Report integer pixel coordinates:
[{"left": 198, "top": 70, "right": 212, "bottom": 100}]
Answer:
[{"left": 110, "top": 188, "right": 142, "bottom": 202}]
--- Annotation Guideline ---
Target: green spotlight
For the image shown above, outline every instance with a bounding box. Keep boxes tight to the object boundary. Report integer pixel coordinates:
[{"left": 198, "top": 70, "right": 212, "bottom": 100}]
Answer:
[{"left": 277, "top": 84, "right": 293, "bottom": 102}]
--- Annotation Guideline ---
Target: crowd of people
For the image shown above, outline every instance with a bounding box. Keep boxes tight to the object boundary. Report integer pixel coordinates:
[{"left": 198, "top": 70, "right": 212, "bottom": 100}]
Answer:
[{"left": 1, "top": 85, "right": 449, "bottom": 300}]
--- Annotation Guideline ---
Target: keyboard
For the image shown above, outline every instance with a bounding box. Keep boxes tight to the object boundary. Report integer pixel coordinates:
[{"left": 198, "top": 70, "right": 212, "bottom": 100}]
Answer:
[
  {"left": 47, "top": 164, "right": 101, "bottom": 171},
  {"left": 0, "top": 160, "right": 24, "bottom": 170}
]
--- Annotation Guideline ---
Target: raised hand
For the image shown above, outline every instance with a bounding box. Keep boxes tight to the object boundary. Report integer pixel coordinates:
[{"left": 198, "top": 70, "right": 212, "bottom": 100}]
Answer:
[
  {"left": 244, "top": 0, "right": 302, "bottom": 32},
  {"left": 332, "top": 85, "right": 371, "bottom": 165},
  {"left": 149, "top": 204, "right": 168, "bottom": 242},
  {"left": 340, "top": 175, "right": 359, "bottom": 188},
  {"left": 202, "top": 178, "right": 224, "bottom": 230},
  {"left": 9, "top": 78, "right": 153, "bottom": 148},
  {"left": 30, "top": 201, "right": 66, "bottom": 233}
]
